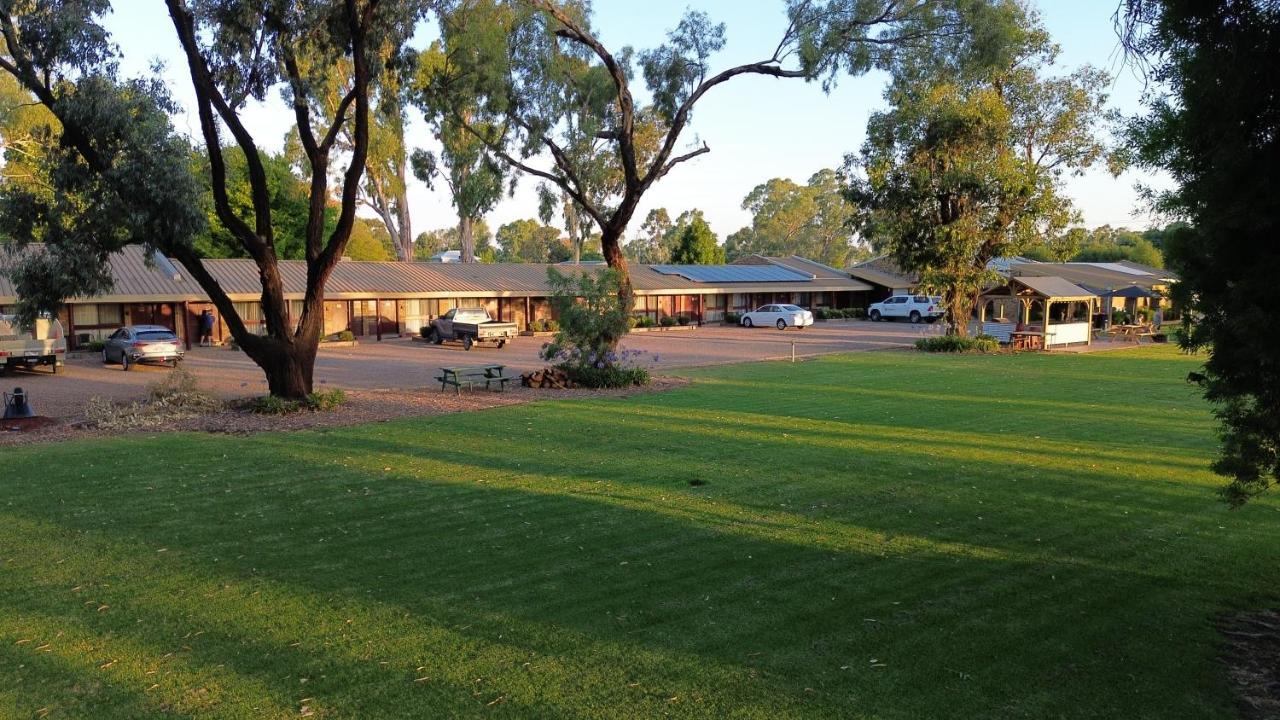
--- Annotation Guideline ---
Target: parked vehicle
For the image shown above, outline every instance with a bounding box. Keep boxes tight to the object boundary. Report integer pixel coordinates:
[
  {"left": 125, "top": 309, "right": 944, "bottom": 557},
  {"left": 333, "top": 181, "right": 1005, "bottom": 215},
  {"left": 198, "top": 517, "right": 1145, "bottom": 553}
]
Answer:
[
  {"left": 740, "top": 304, "right": 814, "bottom": 330},
  {"left": 0, "top": 314, "right": 66, "bottom": 374},
  {"left": 422, "top": 307, "right": 518, "bottom": 350},
  {"left": 102, "top": 325, "right": 184, "bottom": 370},
  {"left": 868, "top": 295, "right": 944, "bottom": 323}
]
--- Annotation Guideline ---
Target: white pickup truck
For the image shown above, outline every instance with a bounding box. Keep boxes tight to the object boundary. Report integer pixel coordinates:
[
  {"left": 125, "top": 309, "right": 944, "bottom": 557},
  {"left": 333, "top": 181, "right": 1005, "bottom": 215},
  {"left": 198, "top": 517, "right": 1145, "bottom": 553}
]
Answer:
[
  {"left": 0, "top": 314, "right": 67, "bottom": 374},
  {"left": 867, "top": 295, "right": 945, "bottom": 324}
]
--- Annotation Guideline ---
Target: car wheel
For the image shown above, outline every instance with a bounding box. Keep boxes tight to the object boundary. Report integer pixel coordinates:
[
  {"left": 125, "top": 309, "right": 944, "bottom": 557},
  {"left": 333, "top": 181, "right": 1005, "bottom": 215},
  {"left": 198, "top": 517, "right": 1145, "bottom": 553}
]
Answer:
[
  {"left": 462, "top": 335, "right": 474, "bottom": 351},
  {"left": 870, "top": 310, "right": 881, "bottom": 322},
  {"left": 431, "top": 329, "right": 443, "bottom": 345},
  {"left": 497, "top": 339, "right": 507, "bottom": 349},
  {"left": 910, "top": 310, "right": 921, "bottom": 324},
  {"left": 742, "top": 317, "right": 753, "bottom": 328},
  {"left": 121, "top": 354, "right": 132, "bottom": 371},
  {"left": 170, "top": 358, "right": 179, "bottom": 368},
  {"left": 102, "top": 348, "right": 110, "bottom": 365},
  {"left": 776, "top": 319, "right": 787, "bottom": 330}
]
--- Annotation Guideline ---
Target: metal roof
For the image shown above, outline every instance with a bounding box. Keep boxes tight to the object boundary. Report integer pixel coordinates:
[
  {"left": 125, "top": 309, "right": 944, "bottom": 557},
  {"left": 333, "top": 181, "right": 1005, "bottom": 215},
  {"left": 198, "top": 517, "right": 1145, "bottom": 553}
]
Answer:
[
  {"left": 1010, "top": 261, "right": 1176, "bottom": 290},
  {"left": 651, "top": 264, "right": 815, "bottom": 283},
  {"left": 2, "top": 247, "right": 874, "bottom": 305},
  {"left": 1, "top": 245, "right": 205, "bottom": 303},
  {"left": 1012, "top": 276, "right": 1096, "bottom": 299}
]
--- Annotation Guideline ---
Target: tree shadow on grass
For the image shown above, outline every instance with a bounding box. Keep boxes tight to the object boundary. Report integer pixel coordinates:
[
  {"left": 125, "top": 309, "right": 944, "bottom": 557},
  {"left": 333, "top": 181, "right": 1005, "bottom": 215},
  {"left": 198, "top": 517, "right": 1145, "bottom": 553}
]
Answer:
[{"left": 1, "top": 426, "right": 1256, "bottom": 718}]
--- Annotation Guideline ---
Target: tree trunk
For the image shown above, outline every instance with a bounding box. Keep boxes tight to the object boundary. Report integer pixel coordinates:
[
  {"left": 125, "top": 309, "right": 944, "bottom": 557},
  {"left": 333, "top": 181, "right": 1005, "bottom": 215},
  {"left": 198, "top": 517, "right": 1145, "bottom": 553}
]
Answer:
[
  {"left": 393, "top": 148, "right": 413, "bottom": 261},
  {"left": 600, "top": 224, "right": 634, "bottom": 315},
  {"left": 459, "top": 215, "right": 475, "bottom": 262}
]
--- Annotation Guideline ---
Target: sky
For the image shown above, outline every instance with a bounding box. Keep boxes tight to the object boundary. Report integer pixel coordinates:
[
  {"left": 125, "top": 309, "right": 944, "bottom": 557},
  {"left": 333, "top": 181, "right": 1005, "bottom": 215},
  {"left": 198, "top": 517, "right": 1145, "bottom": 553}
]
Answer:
[{"left": 102, "top": 0, "right": 1167, "bottom": 244}]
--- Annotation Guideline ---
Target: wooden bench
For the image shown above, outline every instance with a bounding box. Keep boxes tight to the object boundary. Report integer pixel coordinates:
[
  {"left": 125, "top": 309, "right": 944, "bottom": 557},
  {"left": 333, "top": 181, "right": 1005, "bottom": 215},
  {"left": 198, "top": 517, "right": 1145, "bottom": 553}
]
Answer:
[{"left": 436, "top": 365, "right": 511, "bottom": 394}]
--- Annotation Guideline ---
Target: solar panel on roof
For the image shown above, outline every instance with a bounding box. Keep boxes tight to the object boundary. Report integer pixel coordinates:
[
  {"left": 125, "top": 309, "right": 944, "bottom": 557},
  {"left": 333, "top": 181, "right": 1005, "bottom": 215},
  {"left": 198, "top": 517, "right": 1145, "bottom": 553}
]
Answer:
[{"left": 650, "top": 264, "right": 814, "bottom": 283}]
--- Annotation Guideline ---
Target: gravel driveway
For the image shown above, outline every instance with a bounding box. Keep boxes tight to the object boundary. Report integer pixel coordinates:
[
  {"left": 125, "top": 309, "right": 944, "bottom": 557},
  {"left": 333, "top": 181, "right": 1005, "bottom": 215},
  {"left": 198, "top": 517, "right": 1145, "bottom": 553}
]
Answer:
[{"left": 1, "top": 319, "right": 933, "bottom": 421}]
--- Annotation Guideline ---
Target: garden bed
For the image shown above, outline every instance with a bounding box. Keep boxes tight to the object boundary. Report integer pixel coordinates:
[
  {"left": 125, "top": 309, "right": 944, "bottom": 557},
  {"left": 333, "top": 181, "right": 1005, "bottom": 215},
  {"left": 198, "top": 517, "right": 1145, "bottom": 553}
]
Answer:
[{"left": 629, "top": 324, "right": 696, "bottom": 333}]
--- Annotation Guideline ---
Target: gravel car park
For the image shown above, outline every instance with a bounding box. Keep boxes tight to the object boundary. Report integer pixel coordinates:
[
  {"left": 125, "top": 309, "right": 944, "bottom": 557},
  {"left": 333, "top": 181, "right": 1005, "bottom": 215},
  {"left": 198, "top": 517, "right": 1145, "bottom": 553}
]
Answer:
[{"left": 4, "top": 321, "right": 929, "bottom": 421}]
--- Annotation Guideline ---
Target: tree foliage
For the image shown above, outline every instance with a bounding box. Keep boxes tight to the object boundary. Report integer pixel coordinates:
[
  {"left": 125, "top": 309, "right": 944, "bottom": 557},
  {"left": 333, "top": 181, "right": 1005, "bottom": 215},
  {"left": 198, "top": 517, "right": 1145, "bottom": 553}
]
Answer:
[
  {"left": 494, "top": 218, "right": 567, "bottom": 263},
  {"left": 846, "top": 5, "right": 1109, "bottom": 335},
  {"left": 411, "top": 40, "right": 505, "bottom": 263},
  {"left": 725, "top": 168, "right": 864, "bottom": 267},
  {"left": 1120, "top": 0, "right": 1280, "bottom": 504},
  {"left": 670, "top": 213, "right": 724, "bottom": 265},
  {"left": 623, "top": 208, "right": 676, "bottom": 263},
  {"left": 0, "top": 0, "right": 424, "bottom": 398},
  {"left": 434, "top": 0, "right": 1003, "bottom": 325},
  {"left": 414, "top": 220, "right": 496, "bottom": 261},
  {"left": 193, "top": 147, "right": 328, "bottom": 260}
]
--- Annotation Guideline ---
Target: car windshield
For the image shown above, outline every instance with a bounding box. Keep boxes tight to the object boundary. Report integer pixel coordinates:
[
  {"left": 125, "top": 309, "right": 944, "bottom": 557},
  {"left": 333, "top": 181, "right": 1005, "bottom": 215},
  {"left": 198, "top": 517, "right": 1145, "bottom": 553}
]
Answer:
[{"left": 137, "top": 331, "right": 177, "bottom": 342}]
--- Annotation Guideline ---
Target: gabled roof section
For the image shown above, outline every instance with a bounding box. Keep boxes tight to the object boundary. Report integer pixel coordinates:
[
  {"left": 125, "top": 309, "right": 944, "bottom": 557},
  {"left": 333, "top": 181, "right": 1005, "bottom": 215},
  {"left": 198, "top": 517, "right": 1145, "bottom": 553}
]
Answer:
[
  {"left": 1012, "top": 275, "right": 1095, "bottom": 300},
  {"left": 733, "top": 254, "right": 854, "bottom": 280},
  {"left": 849, "top": 256, "right": 918, "bottom": 288},
  {"left": 1011, "top": 260, "right": 1176, "bottom": 290}
]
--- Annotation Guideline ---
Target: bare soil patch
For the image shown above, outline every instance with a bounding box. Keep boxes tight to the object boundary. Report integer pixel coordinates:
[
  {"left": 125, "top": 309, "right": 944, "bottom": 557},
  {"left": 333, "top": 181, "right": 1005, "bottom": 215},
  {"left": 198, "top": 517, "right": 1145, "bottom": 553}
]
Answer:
[
  {"left": 0, "top": 376, "right": 689, "bottom": 446},
  {"left": 1219, "top": 609, "right": 1280, "bottom": 719}
]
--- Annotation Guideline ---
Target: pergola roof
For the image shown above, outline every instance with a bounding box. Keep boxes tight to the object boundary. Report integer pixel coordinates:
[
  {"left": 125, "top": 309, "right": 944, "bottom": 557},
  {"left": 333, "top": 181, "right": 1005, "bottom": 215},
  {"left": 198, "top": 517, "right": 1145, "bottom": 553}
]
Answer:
[{"left": 1008, "top": 276, "right": 1095, "bottom": 301}]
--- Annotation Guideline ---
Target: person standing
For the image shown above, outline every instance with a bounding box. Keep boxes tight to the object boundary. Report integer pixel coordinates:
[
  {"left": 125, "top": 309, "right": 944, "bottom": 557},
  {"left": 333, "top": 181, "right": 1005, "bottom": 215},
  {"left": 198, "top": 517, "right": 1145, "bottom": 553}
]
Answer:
[{"left": 199, "top": 309, "right": 216, "bottom": 346}]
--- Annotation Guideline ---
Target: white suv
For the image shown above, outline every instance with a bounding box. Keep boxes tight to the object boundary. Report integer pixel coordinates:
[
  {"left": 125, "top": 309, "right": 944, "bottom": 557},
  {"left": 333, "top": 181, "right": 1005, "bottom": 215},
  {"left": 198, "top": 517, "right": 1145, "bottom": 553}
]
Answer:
[{"left": 868, "top": 295, "right": 944, "bottom": 324}]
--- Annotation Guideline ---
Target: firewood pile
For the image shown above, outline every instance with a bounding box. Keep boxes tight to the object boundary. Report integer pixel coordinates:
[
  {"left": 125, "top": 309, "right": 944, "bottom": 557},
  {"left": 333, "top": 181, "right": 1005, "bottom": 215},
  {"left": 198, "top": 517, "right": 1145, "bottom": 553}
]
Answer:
[{"left": 521, "top": 367, "right": 577, "bottom": 389}]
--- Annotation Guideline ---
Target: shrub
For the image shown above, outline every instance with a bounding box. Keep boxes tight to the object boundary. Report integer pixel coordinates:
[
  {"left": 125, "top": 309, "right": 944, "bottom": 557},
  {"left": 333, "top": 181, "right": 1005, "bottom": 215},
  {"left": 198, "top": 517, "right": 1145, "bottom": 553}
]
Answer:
[
  {"left": 420, "top": 326, "right": 432, "bottom": 338},
  {"left": 676, "top": 315, "right": 691, "bottom": 326},
  {"left": 723, "top": 312, "right": 741, "bottom": 324},
  {"left": 638, "top": 316, "right": 656, "bottom": 328},
  {"left": 306, "top": 388, "right": 347, "bottom": 411},
  {"left": 84, "top": 339, "right": 106, "bottom": 352},
  {"left": 915, "top": 334, "right": 1000, "bottom": 353},
  {"left": 250, "top": 395, "right": 300, "bottom": 415},
  {"left": 338, "top": 330, "right": 355, "bottom": 342},
  {"left": 1112, "top": 309, "right": 1132, "bottom": 326},
  {"left": 561, "top": 363, "right": 650, "bottom": 388},
  {"left": 848, "top": 308, "right": 867, "bottom": 320},
  {"left": 659, "top": 315, "right": 677, "bottom": 327}
]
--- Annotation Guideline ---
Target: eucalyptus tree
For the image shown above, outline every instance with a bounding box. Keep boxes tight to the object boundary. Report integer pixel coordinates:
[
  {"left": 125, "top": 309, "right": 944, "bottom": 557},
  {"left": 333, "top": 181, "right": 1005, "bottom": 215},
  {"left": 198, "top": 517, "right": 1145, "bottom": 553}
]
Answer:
[
  {"left": 0, "top": 0, "right": 423, "bottom": 398},
  {"left": 846, "top": 8, "right": 1109, "bottom": 336},
  {"left": 434, "top": 0, "right": 1006, "bottom": 313},
  {"left": 411, "top": 41, "right": 505, "bottom": 262},
  {"left": 725, "top": 168, "right": 861, "bottom": 267}
]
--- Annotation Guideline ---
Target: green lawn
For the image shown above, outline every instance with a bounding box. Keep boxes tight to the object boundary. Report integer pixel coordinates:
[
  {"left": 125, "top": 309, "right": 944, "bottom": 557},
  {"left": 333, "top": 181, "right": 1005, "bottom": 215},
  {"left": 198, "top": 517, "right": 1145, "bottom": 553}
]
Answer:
[{"left": 2, "top": 346, "right": 1277, "bottom": 719}]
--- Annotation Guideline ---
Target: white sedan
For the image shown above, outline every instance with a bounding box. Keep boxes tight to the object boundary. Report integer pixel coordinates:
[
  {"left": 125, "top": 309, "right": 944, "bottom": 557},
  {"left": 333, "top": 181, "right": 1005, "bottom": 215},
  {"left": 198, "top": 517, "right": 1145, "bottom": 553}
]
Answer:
[{"left": 740, "top": 304, "right": 814, "bottom": 330}]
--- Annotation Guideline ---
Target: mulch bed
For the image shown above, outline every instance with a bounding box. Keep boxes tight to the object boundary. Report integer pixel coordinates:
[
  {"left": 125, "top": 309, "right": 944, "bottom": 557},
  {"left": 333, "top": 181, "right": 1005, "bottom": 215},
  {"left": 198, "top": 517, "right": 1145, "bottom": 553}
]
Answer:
[
  {"left": 0, "top": 376, "right": 689, "bottom": 446},
  {"left": 1219, "top": 609, "right": 1280, "bottom": 719}
]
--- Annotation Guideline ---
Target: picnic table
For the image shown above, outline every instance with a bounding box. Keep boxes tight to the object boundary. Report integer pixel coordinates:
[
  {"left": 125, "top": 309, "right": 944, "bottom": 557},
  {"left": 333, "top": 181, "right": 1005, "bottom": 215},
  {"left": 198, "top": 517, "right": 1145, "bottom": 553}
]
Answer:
[
  {"left": 1109, "top": 324, "right": 1156, "bottom": 343},
  {"left": 436, "top": 365, "right": 512, "bottom": 394},
  {"left": 1009, "top": 330, "right": 1043, "bottom": 351}
]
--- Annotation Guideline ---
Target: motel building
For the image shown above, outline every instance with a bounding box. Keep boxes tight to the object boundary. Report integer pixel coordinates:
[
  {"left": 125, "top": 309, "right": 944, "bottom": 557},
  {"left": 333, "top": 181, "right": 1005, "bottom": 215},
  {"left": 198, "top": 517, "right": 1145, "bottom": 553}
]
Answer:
[{"left": 0, "top": 246, "right": 874, "bottom": 350}]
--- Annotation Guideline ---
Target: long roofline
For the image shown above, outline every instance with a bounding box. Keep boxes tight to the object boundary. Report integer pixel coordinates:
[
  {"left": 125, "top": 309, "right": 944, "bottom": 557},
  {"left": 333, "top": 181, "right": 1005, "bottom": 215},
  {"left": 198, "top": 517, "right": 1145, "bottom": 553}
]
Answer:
[{"left": 1, "top": 246, "right": 872, "bottom": 304}]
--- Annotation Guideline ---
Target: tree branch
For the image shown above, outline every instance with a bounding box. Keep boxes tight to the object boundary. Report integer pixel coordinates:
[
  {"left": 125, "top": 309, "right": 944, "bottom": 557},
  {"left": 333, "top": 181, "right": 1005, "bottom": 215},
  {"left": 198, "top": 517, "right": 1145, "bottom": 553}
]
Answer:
[{"left": 166, "top": 0, "right": 274, "bottom": 248}]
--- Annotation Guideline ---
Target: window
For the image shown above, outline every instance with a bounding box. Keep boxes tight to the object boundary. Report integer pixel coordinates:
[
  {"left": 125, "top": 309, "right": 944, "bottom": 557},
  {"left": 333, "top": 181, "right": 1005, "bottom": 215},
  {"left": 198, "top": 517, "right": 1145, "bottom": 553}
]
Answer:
[
  {"left": 109, "top": 329, "right": 125, "bottom": 340},
  {"left": 442, "top": 309, "right": 456, "bottom": 320},
  {"left": 914, "top": 295, "right": 929, "bottom": 303},
  {"left": 138, "top": 330, "right": 177, "bottom": 341}
]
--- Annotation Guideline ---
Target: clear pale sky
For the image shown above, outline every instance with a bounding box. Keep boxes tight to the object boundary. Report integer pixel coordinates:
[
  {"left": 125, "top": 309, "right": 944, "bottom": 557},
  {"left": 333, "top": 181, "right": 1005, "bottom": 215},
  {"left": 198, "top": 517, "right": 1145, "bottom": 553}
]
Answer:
[{"left": 103, "top": 0, "right": 1164, "bottom": 243}]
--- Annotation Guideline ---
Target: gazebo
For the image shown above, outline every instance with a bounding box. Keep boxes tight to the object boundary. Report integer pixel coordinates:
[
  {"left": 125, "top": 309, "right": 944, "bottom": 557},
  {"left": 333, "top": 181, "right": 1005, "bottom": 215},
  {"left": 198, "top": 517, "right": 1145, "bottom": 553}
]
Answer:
[{"left": 978, "top": 276, "right": 1096, "bottom": 349}]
